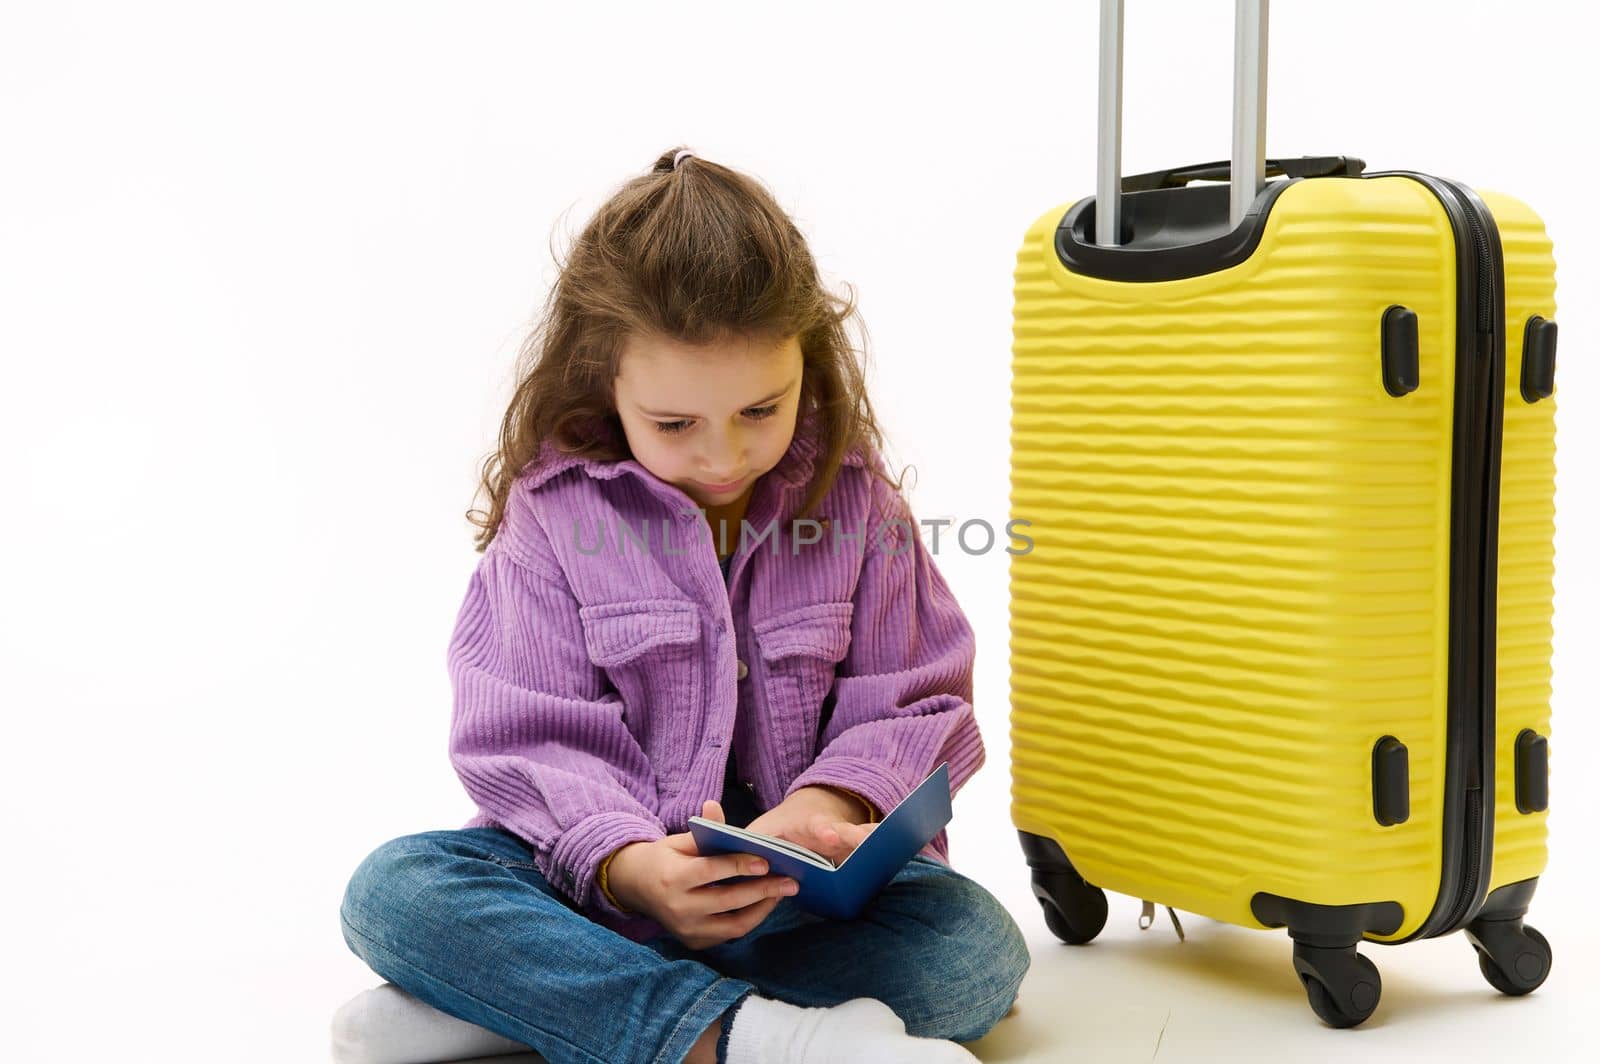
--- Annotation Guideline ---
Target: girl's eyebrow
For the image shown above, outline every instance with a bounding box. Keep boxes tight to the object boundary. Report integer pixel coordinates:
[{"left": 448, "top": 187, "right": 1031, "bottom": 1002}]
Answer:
[{"left": 637, "top": 378, "right": 795, "bottom": 420}]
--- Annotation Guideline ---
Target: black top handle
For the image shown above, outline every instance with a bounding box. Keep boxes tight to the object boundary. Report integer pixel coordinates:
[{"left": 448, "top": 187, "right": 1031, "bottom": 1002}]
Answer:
[{"left": 1121, "top": 155, "right": 1367, "bottom": 193}]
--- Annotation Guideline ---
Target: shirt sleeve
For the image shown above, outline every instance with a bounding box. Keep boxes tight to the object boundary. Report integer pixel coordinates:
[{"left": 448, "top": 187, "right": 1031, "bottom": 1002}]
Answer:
[
  {"left": 781, "top": 473, "right": 985, "bottom": 860},
  {"left": 448, "top": 523, "right": 668, "bottom": 926}
]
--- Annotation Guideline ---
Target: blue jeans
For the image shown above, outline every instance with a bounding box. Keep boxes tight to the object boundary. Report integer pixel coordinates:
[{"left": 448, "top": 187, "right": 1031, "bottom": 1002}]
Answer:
[{"left": 338, "top": 802, "right": 1031, "bottom": 1064}]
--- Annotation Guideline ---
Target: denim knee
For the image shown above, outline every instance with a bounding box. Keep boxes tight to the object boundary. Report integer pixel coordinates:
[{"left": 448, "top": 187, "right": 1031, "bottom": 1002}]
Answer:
[
  {"left": 339, "top": 831, "right": 457, "bottom": 948},
  {"left": 896, "top": 875, "right": 1032, "bottom": 1042}
]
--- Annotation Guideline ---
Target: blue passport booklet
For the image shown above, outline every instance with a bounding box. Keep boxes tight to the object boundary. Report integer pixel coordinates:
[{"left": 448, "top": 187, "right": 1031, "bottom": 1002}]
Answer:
[{"left": 687, "top": 762, "right": 951, "bottom": 919}]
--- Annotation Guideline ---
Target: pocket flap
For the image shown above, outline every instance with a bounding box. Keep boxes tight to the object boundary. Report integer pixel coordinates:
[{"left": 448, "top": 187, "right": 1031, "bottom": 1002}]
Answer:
[
  {"left": 752, "top": 601, "right": 855, "bottom": 664},
  {"left": 578, "top": 599, "right": 701, "bottom": 667}
]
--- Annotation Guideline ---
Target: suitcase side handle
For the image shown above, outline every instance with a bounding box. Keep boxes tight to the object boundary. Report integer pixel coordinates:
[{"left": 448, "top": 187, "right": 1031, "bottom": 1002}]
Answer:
[{"left": 1096, "top": 0, "right": 1270, "bottom": 246}]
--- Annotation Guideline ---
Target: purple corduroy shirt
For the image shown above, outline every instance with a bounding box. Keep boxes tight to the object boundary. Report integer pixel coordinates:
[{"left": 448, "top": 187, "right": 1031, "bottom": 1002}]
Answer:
[{"left": 446, "top": 415, "right": 986, "bottom": 942}]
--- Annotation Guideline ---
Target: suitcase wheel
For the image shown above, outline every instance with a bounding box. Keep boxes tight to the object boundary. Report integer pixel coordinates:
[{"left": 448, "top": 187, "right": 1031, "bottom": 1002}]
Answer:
[
  {"left": 1016, "top": 830, "right": 1108, "bottom": 944},
  {"left": 1032, "top": 871, "right": 1108, "bottom": 945},
  {"left": 1292, "top": 942, "right": 1382, "bottom": 1028},
  {"left": 1467, "top": 919, "right": 1552, "bottom": 997}
]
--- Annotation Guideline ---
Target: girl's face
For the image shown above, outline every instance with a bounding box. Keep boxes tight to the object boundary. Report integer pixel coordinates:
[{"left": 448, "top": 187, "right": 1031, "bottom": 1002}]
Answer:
[{"left": 613, "top": 331, "right": 804, "bottom": 511}]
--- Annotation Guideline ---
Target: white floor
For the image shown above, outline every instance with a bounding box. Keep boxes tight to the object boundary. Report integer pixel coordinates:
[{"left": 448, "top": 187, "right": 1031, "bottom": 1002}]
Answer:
[
  {"left": 972, "top": 828, "right": 1591, "bottom": 1064},
  {"left": 973, "top": 893, "right": 1589, "bottom": 1063},
  {"left": 302, "top": 828, "right": 1590, "bottom": 1064},
  {"left": 50, "top": 770, "right": 1582, "bottom": 1061},
  {"left": 301, "top": 887, "right": 1589, "bottom": 1064}
]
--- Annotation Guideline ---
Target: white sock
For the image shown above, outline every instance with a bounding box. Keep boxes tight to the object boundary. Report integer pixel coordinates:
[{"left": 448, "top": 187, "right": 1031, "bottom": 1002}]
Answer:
[
  {"left": 329, "top": 982, "right": 533, "bottom": 1064},
  {"left": 722, "top": 994, "right": 980, "bottom": 1064}
]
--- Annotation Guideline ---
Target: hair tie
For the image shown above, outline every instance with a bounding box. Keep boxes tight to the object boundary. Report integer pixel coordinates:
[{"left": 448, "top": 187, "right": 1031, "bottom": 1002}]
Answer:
[{"left": 673, "top": 149, "right": 695, "bottom": 170}]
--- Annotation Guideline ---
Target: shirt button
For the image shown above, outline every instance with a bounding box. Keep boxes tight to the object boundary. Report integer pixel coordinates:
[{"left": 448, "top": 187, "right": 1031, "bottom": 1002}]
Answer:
[{"left": 736, "top": 658, "right": 749, "bottom": 680}]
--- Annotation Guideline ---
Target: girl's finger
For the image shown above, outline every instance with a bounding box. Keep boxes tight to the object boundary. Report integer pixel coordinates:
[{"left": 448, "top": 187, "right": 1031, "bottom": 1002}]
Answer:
[
  {"left": 823, "top": 819, "right": 867, "bottom": 859},
  {"left": 827, "top": 821, "right": 872, "bottom": 856},
  {"left": 806, "top": 819, "right": 844, "bottom": 857}
]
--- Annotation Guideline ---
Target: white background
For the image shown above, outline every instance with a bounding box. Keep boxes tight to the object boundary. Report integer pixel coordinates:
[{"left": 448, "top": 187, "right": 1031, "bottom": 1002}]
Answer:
[{"left": 3, "top": 1, "right": 1594, "bottom": 1060}]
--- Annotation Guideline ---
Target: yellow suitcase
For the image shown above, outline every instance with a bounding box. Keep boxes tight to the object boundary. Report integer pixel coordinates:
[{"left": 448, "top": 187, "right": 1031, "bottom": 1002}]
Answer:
[{"left": 1008, "top": 0, "right": 1557, "bottom": 1027}]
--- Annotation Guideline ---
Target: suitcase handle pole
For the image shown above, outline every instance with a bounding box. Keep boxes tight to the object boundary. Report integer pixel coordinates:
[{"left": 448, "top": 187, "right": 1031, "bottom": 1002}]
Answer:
[
  {"left": 1095, "top": 0, "right": 1125, "bottom": 248},
  {"left": 1095, "top": 0, "right": 1270, "bottom": 247},
  {"left": 1230, "top": 0, "right": 1270, "bottom": 230}
]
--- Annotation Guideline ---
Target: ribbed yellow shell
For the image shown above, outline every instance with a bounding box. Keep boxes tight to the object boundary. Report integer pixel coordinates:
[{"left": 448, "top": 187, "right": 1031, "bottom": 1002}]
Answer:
[{"left": 1007, "top": 177, "right": 1554, "bottom": 942}]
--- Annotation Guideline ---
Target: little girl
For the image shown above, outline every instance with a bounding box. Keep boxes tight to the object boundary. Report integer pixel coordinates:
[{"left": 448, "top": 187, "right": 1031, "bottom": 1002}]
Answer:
[{"left": 334, "top": 147, "right": 1030, "bottom": 1064}]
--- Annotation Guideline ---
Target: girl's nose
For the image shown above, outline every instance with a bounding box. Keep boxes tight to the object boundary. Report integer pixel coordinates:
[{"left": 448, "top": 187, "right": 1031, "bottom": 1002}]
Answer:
[{"left": 703, "top": 451, "right": 747, "bottom": 480}]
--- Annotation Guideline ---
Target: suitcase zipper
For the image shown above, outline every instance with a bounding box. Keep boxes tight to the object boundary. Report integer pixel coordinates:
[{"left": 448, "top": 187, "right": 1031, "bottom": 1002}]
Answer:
[
  {"left": 1463, "top": 206, "right": 1495, "bottom": 334},
  {"left": 1375, "top": 173, "right": 1505, "bottom": 940},
  {"left": 1443, "top": 792, "right": 1486, "bottom": 930},
  {"left": 1437, "top": 180, "right": 1502, "bottom": 937}
]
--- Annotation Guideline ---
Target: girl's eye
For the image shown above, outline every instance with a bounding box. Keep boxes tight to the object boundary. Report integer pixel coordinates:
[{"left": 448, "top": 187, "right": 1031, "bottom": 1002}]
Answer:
[{"left": 653, "top": 404, "right": 780, "bottom": 435}]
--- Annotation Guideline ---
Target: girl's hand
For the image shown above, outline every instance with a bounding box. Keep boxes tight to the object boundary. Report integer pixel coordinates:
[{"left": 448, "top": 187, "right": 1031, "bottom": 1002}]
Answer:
[
  {"left": 606, "top": 799, "right": 799, "bottom": 951},
  {"left": 743, "top": 786, "right": 878, "bottom": 866}
]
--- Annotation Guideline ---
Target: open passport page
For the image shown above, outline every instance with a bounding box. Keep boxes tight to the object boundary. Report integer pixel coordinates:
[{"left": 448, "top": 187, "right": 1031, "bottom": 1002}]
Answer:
[{"left": 687, "top": 762, "right": 952, "bottom": 919}]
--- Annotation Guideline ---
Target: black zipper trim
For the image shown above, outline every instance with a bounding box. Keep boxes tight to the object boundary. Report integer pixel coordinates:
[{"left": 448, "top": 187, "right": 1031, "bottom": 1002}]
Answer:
[{"left": 1366, "top": 171, "right": 1504, "bottom": 941}]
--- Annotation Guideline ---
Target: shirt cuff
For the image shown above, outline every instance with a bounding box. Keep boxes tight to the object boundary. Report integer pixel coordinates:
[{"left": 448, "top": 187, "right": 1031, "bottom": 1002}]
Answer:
[{"left": 546, "top": 810, "right": 665, "bottom": 921}]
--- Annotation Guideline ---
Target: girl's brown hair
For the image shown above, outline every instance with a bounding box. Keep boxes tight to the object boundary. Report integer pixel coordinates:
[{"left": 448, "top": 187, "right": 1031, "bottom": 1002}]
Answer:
[{"left": 465, "top": 146, "right": 908, "bottom": 553}]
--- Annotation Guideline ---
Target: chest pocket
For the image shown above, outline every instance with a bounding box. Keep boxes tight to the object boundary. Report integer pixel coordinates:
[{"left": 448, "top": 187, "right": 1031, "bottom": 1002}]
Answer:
[
  {"left": 752, "top": 601, "right": 855, "bottom": 768},
  {"left": 577, "top": 598, "right": 703, "bottom": 799}
]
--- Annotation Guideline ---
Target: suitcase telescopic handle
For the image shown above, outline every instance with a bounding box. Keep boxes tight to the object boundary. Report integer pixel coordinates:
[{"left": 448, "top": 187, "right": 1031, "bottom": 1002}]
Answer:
[{"left": 1096, "top": 0, "right": 1270, "bottom": 247}]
